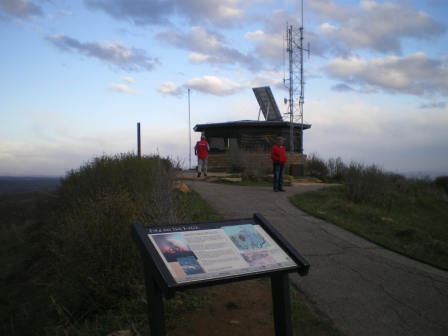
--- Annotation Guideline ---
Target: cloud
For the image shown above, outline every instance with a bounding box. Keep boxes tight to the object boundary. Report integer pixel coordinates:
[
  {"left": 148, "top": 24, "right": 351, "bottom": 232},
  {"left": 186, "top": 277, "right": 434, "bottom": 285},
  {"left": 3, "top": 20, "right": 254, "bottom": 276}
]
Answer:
[
  {"left": 158, "top": 75, "right": 252, "bottom": 97},
  {"left": 419, "top": 101, "right": 446, "bottom": 109},
  {"left": 245, "top": 30, "right": 284, "bottom": 62},
  {"left": 158, "top": 26, "right": 223, "bottom": 52},
  {"left": 331, "top": 83, "right": 354, "bottom": 92},
  {"left": 247, "top": 74, "right": 284, "bottom": 91},
  {"left": 45, "top": 34, "right": 160, "bottom": 71},
  {"left": 84, "top": 0, "right": 175, "bottom": 26},
  {"left": 184, "top": 76, "right": 244, "bottom": 96},
  {"left": 0, "top": 0, "right": 42, "bottom": 18},
  {"left": 157, "top": 81, "right": 184, "bottom": 97},
  {"left": 157, "top": 26, "right": 263, "bottom": 71},
  {"left": 121, "top": 76, "right": 136, "bottom": 84},
  {"left": 310, "top": 0, "right": 446, "bottom": 55},
  {"left": 108, "top": 83, "right": 140, "bottom": 95},
  {"left": 48, "top": 9, "right": 73, "bottom": 22},
  {"left": 306, "top": 97, "right": 448, "bottom": 172},
  {"left": 84, "top": 0, "right": 249, "bottom": 28},
  {"left": 175, "top": 0, "right": 246, "bottom": 28},
  {"left": 322, "top": 52, "right": 448, "bottom": 96},
  {"left": 308, "top": 0, "right": 349, "bottom": 22}
]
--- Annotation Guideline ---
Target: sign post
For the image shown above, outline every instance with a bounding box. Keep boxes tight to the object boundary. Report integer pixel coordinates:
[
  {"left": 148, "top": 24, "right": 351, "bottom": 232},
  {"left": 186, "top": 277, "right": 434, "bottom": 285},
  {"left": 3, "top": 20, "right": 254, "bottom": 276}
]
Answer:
[{"left": 131, "top": 213, "right": 310, "bottom": 336}]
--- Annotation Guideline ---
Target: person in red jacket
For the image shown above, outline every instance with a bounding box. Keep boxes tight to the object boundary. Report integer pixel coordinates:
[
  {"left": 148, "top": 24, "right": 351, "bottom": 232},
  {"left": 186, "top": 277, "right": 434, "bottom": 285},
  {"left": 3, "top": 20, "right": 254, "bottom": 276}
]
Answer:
[
  {"left": 194, "top": 134, "right": 210, "bottom": 178},
  {"left": 270, "top": 136, "right": 287, "bottom": 192}
]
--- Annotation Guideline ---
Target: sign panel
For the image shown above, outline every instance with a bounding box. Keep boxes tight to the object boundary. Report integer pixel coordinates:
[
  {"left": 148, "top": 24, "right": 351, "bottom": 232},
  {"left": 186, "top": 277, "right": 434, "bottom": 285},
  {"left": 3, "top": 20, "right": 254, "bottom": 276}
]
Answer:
[{"left": 147, "top": 222, "right": 297, "bottom": 284}]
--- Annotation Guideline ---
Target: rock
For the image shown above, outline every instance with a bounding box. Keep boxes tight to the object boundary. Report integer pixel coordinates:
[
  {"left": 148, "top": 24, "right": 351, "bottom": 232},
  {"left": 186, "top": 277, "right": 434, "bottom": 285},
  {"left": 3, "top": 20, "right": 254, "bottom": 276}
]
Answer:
[
  {"left": 222, "top": 177, "right": 243, "bottom": 182},
  {"left": 174, "top": 182, "right": 190, "bottom": 193},
  {"left": 107, "top": 330, "right": 132, "bottom": 336}
]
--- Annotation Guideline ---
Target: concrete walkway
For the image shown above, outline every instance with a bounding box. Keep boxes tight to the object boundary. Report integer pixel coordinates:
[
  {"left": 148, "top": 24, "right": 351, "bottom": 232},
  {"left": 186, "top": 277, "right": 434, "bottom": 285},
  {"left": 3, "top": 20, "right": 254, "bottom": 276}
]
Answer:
[{"left": 183, "top": 174, "right": 448, "bottom": 336}]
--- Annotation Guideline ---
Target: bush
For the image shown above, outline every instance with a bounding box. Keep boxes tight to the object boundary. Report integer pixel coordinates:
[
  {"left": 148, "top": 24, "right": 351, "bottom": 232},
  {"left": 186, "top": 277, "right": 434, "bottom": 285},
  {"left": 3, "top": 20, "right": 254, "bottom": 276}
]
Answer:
[
  {"left": 226, "top": 146, "right": 271, "bottom": 181},
  {"left": 49, "top": 189, "right": 143, "bottom": 313},
  {"left": 342, "top": 161, "right": 389, "bottom": 203},
  {"left": 401, "top": 174, "right": 434, "bottom": 197},
  {"left": 57, "top": 152, "right": 172, "bottom": 205},
  {"left": 306, "top": 152, "right": 328, "bottom": 180},
  {"left": 326, "top": 157, "right": 346, "bottom": 180},
  {"left": 226, "top": 147, "right": 247, "bottom": 172},
  {"left": 434, "top": 176, "right": 448, "bottom": 195},
  {"left": 48, "top": 153, "right": 182, "bottom": 316}
]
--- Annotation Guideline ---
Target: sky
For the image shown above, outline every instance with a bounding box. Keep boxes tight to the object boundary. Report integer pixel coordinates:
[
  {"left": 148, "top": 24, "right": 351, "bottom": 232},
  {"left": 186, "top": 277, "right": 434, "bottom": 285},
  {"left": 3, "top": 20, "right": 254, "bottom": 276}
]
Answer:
[{"left": 1, "top": 0, "right": 447, "bottom": 177}]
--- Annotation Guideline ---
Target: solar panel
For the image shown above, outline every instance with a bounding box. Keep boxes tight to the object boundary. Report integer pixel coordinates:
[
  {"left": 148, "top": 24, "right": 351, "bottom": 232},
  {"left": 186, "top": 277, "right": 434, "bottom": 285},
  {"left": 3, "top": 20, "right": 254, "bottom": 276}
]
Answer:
[{"left": 252, "top": 86, "right": 283, "bottom": 121}]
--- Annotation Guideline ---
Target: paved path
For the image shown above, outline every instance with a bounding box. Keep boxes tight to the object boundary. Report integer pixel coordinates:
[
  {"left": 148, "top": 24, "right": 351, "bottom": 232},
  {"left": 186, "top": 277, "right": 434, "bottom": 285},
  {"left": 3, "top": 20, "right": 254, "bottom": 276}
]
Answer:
[{"left": 184, "top": 177, "right": 448, "bottom": 336}]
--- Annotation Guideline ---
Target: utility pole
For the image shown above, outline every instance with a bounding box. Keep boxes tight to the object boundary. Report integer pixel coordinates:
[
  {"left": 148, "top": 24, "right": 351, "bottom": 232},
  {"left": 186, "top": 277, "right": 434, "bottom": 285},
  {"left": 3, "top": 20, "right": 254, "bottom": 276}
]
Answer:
[
  {"left": 137, "top": 122, "right": 141, "bottom": 158},
  {"left": 188, "top": 89, "right": 191, "bottom": 169}
]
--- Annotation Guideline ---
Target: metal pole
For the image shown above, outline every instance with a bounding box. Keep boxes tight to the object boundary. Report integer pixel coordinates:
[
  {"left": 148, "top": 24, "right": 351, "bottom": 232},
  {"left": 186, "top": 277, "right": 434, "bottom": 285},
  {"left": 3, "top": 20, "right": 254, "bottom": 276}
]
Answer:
[
  {"left": 188, "top": 89, "right": 191, "bottom": 169},
  {"left": 137, "top": 122, "right": 141, "bottom": 158}
]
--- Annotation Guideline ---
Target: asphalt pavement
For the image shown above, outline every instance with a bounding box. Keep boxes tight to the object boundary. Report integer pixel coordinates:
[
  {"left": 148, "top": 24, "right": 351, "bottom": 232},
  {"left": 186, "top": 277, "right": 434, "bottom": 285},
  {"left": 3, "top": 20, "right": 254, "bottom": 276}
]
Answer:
[{"left": 183, "top": 172, "right": 448, "bottom": 336}]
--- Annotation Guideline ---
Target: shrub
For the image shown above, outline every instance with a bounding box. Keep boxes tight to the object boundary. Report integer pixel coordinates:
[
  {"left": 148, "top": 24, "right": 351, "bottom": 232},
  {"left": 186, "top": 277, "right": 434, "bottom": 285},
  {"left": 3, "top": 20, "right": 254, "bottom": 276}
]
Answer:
[
  {"left": 226, "top": 147, "right": 247, "bottom": 172},
  {"left": 342, "top": 161, "right": 389, "bottom": 203},
  {"left": 57, "top": 153, "right": 169, "bottom": 205},
  {"left": 434, "top": 176, "right": 448, "bottom": 195},
  {"left": 48, "top": 153, "right": 182, "bottom": 316},
  {"left": 146, "top": 156, "right": 180, "bottom": 224},
  {"left": 326, "top": 157, "right": 346, "bottom": 180},
  {"left": 49, "top": 189, "right": 143, "bottom": 313},
  {"left": 306, "top": 152, "right": 328, "bottom": 180},
  {"left": 402, "top": 174, "right": 434, "bottom": 197},
  {"left": 226, "top": 146, "right": 271, "bottom": 181}
]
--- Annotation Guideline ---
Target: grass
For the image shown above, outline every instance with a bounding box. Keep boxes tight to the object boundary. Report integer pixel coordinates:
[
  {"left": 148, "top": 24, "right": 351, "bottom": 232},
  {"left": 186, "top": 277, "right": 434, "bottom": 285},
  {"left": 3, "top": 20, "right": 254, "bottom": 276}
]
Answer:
[{"left": 292, "top": 185, "right": 448, "bottom": 270}]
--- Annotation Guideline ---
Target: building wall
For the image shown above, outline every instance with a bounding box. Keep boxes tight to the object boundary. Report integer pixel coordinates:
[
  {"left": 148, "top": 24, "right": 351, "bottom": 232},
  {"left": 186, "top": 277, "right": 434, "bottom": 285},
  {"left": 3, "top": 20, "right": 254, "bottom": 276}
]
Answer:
[{"left": 206, "top": 153, "right": 307, "bottom": 172}]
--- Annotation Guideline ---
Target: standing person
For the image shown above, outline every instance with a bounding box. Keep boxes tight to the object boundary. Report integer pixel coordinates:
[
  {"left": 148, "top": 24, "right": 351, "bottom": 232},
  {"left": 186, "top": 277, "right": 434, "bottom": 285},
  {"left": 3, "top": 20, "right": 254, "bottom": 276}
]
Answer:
[
  {"left": 194, "top": 134, "right": 210, "bottom": 178},
  {"left": 271, "top": 136, "right": 287, "bottom": 192}
]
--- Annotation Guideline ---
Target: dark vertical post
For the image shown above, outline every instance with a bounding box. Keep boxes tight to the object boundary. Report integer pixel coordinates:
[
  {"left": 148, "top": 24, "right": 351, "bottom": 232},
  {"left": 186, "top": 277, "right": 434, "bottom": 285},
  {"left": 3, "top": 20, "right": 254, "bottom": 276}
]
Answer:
[
  {"left": 271, "top": 273, "right": 293, "bottom": 336},
  {"left": 188, "top": 89, "right": 191, "bottom": 169},
  {"left": 137, "top": 122, "right": 141, "bottom": 158},
  {"left": 143, "top": 262, "right": 166, "bottom": 336}
]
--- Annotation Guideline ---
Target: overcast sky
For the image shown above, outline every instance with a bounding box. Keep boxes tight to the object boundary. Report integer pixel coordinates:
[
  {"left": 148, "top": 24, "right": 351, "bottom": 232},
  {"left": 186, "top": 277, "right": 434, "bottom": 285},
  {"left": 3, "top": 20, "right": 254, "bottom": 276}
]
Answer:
[{"left": 1, "top": 0, "right": 447, "bottom": 177}]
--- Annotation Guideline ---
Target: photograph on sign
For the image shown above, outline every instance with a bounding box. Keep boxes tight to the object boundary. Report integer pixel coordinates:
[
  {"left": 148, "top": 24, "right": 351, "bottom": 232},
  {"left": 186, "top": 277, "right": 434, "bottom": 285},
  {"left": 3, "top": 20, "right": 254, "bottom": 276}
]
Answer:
[{"left": 148, "top": 223, "right": 297, "bottom": 283}]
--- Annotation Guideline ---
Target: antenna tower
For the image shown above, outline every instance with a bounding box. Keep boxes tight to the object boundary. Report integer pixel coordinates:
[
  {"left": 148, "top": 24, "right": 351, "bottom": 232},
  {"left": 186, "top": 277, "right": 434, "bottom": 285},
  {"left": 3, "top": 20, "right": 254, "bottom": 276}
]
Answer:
[{"left": 284, "top": 0, "right": 309, "bottom": 162}]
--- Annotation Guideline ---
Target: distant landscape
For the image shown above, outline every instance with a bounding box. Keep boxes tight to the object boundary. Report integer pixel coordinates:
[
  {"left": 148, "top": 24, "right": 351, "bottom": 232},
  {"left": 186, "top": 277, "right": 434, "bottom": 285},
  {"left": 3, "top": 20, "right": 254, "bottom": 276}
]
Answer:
[
  {"left": 0, "top": 176, "right": 61, "bottom": 194},
  {"left": 1, "top": 168, "right": 447, "bottom": 195}
]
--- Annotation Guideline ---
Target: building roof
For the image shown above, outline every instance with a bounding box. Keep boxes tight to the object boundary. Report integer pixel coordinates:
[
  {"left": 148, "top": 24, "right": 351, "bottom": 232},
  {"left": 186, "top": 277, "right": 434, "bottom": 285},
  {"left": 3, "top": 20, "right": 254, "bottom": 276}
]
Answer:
[{"left": 193, "top": 120, "right": 312, "bottom": 132}]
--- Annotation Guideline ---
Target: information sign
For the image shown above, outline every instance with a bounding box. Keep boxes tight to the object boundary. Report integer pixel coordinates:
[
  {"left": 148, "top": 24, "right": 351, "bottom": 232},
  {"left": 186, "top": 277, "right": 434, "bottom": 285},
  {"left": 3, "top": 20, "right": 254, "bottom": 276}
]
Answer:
[
  {"left": 131, "top": 213, "right": 310, "bottom": 336},
  {"left": 148, "top": 222, "right": 297, "bottom": 283}
]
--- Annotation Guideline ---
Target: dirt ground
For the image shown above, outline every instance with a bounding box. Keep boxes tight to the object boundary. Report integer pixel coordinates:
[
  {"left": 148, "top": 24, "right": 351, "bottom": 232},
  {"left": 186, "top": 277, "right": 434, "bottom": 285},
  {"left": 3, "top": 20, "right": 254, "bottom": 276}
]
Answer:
[{"left": 166, "top": 279, "right": 275, "bottom": 336}]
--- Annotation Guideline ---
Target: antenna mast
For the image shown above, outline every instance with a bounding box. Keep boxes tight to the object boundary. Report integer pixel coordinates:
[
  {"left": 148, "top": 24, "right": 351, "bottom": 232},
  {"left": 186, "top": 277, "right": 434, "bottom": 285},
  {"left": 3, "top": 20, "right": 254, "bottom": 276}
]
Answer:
[
  {"left": 284, "top": 0, "right": 309, "bottom": 163},
  {"left": 188, "top": 89, "right": 191, "bottom": 169}
]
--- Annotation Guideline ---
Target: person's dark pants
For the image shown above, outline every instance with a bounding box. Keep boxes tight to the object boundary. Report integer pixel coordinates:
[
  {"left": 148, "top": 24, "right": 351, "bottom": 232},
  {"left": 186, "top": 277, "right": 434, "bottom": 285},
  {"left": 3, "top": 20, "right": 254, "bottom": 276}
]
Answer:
[{"left": 273, "top": 163, "right": 285, "bottom": 191}]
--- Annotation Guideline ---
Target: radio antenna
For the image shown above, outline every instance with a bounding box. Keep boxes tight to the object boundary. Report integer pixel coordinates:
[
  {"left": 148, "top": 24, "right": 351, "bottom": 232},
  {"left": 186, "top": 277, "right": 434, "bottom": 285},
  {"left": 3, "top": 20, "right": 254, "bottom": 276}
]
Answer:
[{"left": 284, "top": 0, "right": 310, "bottom": 162}]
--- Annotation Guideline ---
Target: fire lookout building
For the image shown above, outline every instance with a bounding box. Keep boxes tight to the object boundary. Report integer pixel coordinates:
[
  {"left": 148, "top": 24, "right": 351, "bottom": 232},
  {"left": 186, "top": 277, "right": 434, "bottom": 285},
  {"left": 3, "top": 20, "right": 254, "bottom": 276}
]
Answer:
[{"left": 193, "top": 87, "right": 311, "bottom": 173}]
